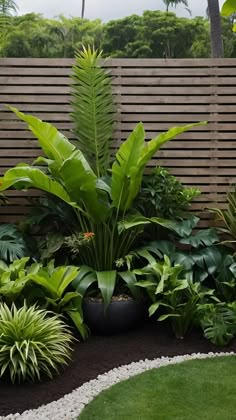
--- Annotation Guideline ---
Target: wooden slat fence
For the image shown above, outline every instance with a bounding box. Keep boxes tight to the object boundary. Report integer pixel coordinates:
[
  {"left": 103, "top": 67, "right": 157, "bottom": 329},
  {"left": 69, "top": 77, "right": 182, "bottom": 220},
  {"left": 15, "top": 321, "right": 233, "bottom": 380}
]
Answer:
[{"left": 0, "top": 58, "right": 236, "bottom": 226}]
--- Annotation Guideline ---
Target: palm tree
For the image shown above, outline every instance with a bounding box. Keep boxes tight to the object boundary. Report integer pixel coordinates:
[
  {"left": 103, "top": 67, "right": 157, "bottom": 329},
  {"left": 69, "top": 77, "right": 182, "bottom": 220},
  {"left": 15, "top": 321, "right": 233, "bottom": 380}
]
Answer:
[
  {"left": 0, "top": 0, "right": 18, "bottom": 48},
  {"left": 207, "top": 0, "right": 223, "bottom": 57},
  {"left": 81, "top": 0, "right": 85, "bottom": 19},
  {"left": 163, "top": 0, "right": 190, "bottom": 13},
  {"left": 0, "top": 0, "right": 18, "bottom": 15}
]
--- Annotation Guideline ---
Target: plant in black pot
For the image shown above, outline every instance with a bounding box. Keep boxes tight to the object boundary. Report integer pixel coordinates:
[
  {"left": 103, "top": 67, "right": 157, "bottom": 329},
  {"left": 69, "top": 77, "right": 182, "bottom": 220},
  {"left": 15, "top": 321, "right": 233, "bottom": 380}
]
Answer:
[{"left": 0, "top": 47, "right": 206, "bottom": 335}]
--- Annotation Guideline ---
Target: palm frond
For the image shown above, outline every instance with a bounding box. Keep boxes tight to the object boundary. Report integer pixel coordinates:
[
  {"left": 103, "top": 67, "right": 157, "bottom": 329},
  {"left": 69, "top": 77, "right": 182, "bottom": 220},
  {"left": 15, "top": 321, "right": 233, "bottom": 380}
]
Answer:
[
  {"left": 70, "top": 46, "right": 115, "bottom": 177},
  {"left": 0, "top": 0, "right": 18, "bottom": 16}
]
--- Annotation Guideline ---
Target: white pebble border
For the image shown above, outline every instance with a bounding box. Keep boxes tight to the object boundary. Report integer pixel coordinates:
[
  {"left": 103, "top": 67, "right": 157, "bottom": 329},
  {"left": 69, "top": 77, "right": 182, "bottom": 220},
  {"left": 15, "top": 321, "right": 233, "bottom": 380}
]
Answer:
[{"left": 1, "top": 351, "right": 235, "bottom": 420}]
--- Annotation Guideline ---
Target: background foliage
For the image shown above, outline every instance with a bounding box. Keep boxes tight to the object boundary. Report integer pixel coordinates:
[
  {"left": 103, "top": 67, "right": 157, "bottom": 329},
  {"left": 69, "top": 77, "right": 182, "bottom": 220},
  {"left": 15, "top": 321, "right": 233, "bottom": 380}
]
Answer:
[{"left": 0, "top": 11, "right": 236, "bottom": 58}]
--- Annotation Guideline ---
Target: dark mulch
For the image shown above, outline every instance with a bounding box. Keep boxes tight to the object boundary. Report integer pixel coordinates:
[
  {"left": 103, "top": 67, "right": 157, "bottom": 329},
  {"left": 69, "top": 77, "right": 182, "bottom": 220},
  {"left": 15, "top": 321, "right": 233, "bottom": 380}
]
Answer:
[{"left": 1, "top": 320, "right": 236, "bottom": 416}]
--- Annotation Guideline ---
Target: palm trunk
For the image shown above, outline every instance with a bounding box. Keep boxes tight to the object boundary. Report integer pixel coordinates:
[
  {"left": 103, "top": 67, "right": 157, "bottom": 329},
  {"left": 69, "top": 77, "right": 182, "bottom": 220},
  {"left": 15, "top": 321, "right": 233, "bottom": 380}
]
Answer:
[
  {"left": 207, "top": 0, "right": 223, "bottom": 58},
  {"left": 81, "top": 0, "right": 85, "bottom": 19}
]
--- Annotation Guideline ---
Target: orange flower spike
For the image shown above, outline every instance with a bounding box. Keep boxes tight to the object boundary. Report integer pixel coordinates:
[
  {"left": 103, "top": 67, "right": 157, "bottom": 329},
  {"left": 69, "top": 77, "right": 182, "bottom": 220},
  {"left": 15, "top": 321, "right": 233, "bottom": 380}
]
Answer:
[{"left": 83, "top": 232, "right": 95, "bottom": 240}]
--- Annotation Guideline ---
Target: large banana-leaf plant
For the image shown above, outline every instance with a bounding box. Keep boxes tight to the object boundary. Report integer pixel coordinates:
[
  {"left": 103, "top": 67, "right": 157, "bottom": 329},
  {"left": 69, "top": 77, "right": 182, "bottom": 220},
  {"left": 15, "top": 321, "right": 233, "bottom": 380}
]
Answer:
[{"left": 0, "top": 106, "right": 206, "bottom": 306}]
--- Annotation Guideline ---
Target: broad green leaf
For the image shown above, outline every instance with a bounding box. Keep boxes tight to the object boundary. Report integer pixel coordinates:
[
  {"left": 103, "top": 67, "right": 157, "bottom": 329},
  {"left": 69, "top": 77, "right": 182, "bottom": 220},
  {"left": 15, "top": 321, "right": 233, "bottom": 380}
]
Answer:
[
  {"left": 118, "top": 271, "right": 141, "bottom": 299},
  {"left": 193, "top": 246, "right": 222, "bottom": 278},
  {"left": 111, "top": 123, "right": 145, "bottom": 211},
  {"left": 54, "top": 266, "right": 80, "bottom": 297},
  {"left": 9, "top": 106, "right": 75, "bottom": 164},
  {"left": 172, "top": 280, "right": 189, "bottom": 292},
  {"left": 135, "top": 279, "right": 156, "bottom": 288},
  {"left": 149, "top": 301, "right": 162, "bottom": 316},
  {"left": 59, "top": 150, "right": 109, "bottom": 221},
  {"left": 173, "top": 251, "right": 195, "bottom": 271},
  {"left": 36, "top": 265, "right": 79, "bottom": 298},
  {"left": 134, "top": 249, "right": 157, "bottom": 265},
  {"left": 72, "top": 266, "right": 97, "bottom": 297},
  {"left": 221, "top": 0, "right": 236, "bottom": 16},
  {"left": 112, "top": 121, "right": 206, "bottom": 212},
  {"left": 30, "top": 272, "right": 56, "bottom": 297},
  {"left": 158, "top": 313, "right": 180, "bottom": 321},
  {"left": 153, "top": 240, "right": 176, "bottom": 257},
  {"left": 138, "top": 122, "right": 207, "bottom": 168},
  {"left": 59, "top": 291, "right": 82, "bottom": 307},
  {"left": 180, "top": 228, "right": 219, "bottom": 248},
  {"left": 155, "top": 276, "right": 165, "bottom": 294},
  {"left": 172, "top": 216, "right": 200, "bottom": 238},
  {"left": 118, "top": 215, "right": 182, "bottom": 234},
  {"left": 96, "top": 270, "right": 116, "bottom": 307},
  {"left": 0, "top": 165, "right": 77, "bottom": 208},
  {"left": 66, "top": 310, "right": 89, "bottom": 339}
]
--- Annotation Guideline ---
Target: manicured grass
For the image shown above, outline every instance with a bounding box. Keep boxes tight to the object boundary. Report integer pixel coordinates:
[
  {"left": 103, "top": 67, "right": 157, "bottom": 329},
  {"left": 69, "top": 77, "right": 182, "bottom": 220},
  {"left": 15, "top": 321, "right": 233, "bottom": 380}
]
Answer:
[{"left": 79, "top": 356, "right": 236, "bottom": 420}]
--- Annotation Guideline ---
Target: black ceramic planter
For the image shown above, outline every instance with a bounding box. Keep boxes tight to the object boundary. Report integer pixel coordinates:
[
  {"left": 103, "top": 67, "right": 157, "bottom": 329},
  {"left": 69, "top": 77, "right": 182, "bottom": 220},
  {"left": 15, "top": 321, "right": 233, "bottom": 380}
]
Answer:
[{"left": 83, "top": 298, "right": 147, "bottom": 335}]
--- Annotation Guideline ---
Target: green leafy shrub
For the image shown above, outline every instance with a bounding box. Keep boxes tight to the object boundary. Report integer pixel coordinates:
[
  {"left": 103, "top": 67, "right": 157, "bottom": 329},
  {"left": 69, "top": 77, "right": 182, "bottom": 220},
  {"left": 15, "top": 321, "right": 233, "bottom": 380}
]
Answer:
[
  {"left": 0, "top": 303, "right": 73, "bottom": 383},
  {"left": 0, "top": 257, "right": 87, "bottom": 338},
  {"left": 23, "top": 196, "right": 78, "bottom": 261},
  {"left": 144, "top": 217, "right": 221, "bottom": 283},
  {"left": 135, "top": 255, "right": 214, "bottom": 338},
  {"left": 135, "top": 166, "right": 200, "bottom": 219}
]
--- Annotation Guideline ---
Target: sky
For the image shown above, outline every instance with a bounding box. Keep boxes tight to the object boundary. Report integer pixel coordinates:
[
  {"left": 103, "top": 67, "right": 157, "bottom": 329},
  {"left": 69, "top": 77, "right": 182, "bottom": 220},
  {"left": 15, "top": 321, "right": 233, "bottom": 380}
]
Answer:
[{"left": 17, "top": 0, "right": 225, "bottom": 21}]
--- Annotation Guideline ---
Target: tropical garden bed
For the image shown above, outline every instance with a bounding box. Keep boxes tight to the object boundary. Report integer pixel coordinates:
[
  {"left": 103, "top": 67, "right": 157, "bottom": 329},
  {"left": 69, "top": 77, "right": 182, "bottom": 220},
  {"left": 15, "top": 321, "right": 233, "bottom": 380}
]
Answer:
[
  {"left": 1, "top": 4, "right": 236, "bottom": 415},
  {"left": 1, "top": 321, "right": 236, "bottom": 417}
]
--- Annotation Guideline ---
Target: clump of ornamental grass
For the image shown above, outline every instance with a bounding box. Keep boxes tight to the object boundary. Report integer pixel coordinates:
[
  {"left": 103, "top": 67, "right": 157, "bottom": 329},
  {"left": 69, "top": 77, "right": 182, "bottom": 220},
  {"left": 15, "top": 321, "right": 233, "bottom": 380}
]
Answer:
[{"left": 0, "top": 303, "right": 74, "bottom": 383}]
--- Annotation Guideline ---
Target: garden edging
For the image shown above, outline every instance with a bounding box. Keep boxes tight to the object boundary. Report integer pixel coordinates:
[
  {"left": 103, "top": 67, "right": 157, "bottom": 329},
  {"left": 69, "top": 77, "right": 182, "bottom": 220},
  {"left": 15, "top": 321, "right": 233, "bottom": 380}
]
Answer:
[{"left": 2, "top": 351, "right": 235, "bottom": 420}]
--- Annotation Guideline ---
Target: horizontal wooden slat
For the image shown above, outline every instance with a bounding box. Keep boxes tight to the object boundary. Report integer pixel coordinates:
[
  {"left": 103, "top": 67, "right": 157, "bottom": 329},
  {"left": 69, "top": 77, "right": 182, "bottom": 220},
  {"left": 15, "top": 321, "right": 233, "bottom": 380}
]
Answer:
[{"left": 0, "top": 57, "right": 236, "bottom": 224}]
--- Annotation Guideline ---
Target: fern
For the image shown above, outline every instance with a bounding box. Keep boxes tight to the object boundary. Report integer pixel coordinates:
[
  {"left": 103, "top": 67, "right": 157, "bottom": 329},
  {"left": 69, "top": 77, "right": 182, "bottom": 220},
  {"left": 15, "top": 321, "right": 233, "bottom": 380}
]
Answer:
[{"left": 70, "top": 46, "right": 115, "bottom": 177}]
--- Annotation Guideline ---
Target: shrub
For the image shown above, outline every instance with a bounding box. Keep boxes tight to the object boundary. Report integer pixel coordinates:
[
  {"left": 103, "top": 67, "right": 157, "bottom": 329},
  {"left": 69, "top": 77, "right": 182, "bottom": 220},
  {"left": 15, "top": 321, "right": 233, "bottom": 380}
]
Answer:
[
  {"left": 135, "top": 166, "right": 200, "bottom": 219},
  {"left": 135, "top": 255, "right": 213, "bottom": 339},
  {"left": 0, "top": 303, "right": 74, "bottom": 383}
]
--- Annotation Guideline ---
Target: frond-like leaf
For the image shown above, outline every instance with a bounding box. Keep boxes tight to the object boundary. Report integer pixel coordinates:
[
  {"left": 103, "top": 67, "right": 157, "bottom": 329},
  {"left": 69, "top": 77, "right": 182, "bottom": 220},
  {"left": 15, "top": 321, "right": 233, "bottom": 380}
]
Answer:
[{"left": 71, "top": 46, "right": 115, "bottom": 177}]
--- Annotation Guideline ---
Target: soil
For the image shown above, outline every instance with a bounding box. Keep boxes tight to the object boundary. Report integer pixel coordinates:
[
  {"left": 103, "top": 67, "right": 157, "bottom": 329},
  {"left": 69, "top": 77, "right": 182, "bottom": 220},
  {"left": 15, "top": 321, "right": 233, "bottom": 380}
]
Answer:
[
  {"left": 87, "top": 293, "right": 132, "bottom": 302},
  {"left": 1, "top": 320, "right": 236, "bottom": 416}
]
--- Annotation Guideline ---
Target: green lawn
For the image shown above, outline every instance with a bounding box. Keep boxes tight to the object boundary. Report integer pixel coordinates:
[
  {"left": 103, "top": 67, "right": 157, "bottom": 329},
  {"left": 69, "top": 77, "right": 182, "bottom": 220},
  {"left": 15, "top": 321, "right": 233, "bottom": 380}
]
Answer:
[{"left": 79, "top": 356, "right": 236, "bottom": 420}]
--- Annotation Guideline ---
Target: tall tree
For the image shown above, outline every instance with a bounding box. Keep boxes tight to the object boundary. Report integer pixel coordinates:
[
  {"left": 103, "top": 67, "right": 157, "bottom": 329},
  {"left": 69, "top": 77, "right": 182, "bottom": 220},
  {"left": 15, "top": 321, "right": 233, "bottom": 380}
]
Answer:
[
  {"left": 0, "top": 0, "right": 18, "bottom": 15},
  {"left": 207, "top": 0, "right": 224, "bottom": 57},
  {"left": 163, "top": 0, "right": 190, "bottom": 13},
  {"left": 0, "top": 0, "right": 18, "bottom": 55},
  {"left": 81, "top": 0, "right": 85, "bottom": 19}
]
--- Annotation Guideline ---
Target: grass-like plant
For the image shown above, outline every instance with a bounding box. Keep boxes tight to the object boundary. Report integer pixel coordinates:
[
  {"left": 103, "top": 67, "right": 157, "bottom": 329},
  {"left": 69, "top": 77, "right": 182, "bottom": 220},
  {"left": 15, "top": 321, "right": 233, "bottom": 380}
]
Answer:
[
  {"left": 211, "top": 189, "right": 236, "bottom": 248},
  {"left": 0, "top": 303, "right": 74, "bottom": 383}
]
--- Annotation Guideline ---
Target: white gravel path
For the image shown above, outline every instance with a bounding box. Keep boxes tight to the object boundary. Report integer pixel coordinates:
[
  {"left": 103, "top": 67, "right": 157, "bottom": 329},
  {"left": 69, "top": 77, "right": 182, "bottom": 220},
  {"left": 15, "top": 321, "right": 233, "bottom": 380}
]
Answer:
[{"left": 1, "top": 351, "right": 235, "bottom": 420}]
